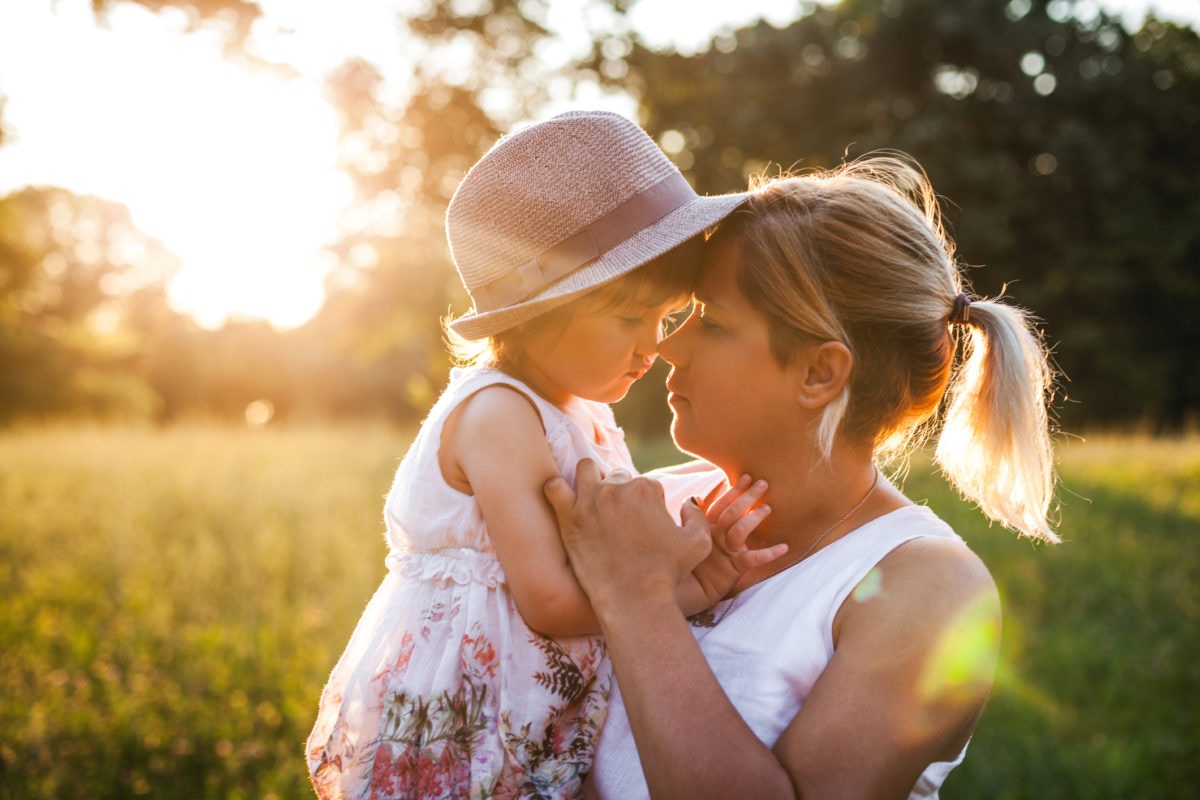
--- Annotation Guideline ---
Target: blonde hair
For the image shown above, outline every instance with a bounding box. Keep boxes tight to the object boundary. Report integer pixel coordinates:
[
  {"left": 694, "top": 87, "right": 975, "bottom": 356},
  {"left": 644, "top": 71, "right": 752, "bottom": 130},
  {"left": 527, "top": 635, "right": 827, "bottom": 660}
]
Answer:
[
  {"left": 444, "top": 234, "right": 703, "bottom": 372},
  {"left": 718, "top": 154, "right": 1057, "bottom": 541}
]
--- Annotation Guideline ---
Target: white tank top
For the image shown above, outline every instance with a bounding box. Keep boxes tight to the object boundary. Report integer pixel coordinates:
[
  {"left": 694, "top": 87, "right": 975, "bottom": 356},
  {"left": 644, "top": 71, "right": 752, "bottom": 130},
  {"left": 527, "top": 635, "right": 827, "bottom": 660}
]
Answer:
[{"left": 588, "top": 485, "right": 969, "bottom": 800}]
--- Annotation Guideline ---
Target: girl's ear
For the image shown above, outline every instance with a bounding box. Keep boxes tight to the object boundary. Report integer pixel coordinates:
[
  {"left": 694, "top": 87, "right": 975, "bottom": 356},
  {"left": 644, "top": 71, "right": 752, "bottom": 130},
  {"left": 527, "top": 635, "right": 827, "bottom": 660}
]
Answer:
[{"left": 795, "top": 341, "right": 853, "bottom": 409}]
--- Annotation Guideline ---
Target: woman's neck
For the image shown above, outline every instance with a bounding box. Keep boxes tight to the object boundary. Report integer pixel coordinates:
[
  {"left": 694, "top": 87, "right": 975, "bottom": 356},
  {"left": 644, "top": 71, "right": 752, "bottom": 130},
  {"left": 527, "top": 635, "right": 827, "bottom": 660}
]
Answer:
[{"left": 728, "top": 444, "right": 894, "bottom": 553}]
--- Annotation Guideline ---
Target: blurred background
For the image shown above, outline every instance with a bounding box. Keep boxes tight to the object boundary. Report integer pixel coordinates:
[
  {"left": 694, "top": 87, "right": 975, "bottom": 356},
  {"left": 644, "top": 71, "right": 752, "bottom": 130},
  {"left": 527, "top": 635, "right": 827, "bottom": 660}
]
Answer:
[
  {"left": 1, "top": 0, "right": 1197, "bottom": 434},
  {"left": 1, "top": 0, "right": 1197, "bottom": 798}
]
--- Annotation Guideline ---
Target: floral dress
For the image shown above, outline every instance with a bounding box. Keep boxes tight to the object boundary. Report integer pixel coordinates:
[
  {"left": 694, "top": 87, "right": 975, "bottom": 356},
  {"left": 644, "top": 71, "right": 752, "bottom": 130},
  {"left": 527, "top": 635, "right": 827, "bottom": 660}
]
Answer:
[{"left": 308, "top": 366, "right": 631, "bottom": 800}]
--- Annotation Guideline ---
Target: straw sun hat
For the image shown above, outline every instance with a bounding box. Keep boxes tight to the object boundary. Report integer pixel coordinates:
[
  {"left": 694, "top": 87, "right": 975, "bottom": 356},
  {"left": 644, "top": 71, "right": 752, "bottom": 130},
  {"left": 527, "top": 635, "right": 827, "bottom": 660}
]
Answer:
[{"left": 446, "top": 110, "right": 749, "bottom": 339}]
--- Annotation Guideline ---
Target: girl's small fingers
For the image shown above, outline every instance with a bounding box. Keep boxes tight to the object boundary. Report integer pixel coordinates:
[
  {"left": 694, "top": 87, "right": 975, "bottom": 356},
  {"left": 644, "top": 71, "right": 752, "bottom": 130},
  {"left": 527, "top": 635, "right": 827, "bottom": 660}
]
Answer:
[
  {"left": 722, "top": 504, "right": 771, "bottom": 551},
  {"left": 716, "top": 479, "right": 768, "bottom": 531},
  {"left": 706, "top": 474, "right": 752, "bottom": 522},
  {"left": 734, "top": 542, "right": 789, "bottom": 572}
]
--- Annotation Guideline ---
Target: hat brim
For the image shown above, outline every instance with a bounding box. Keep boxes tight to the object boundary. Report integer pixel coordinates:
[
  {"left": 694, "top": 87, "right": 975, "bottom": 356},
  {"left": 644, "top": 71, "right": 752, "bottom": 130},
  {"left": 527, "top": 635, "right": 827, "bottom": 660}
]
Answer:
[{"left": 449, "top": 190, "right": 750, "bottom": 339}]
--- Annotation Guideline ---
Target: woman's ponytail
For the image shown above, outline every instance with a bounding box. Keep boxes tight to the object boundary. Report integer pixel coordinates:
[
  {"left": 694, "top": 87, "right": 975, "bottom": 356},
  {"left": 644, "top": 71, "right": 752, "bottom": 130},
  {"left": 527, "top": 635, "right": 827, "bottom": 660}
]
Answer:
[{"left": 935, "top": 298, "right": 1058, "bottom": 541}]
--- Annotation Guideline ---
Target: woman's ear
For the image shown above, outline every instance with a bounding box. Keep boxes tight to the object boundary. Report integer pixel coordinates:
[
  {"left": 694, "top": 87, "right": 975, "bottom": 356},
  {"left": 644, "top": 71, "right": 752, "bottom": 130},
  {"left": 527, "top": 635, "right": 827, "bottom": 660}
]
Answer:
[{"left": 795, "top": 341, "right": 853, "bottom": 409}]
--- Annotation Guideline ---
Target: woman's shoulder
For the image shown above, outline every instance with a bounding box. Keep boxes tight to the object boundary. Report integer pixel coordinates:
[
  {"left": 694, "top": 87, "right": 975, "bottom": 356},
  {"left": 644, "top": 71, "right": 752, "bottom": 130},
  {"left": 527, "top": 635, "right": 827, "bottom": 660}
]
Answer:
[
  {"left": 885, "top": 533, "right": 995, "bottom": 594},
  {"left": 832, "top": 506, "right": 998, "bottom": 640},
  {"left": 871, "top": 506, "right": 995, "bottom": 595}
]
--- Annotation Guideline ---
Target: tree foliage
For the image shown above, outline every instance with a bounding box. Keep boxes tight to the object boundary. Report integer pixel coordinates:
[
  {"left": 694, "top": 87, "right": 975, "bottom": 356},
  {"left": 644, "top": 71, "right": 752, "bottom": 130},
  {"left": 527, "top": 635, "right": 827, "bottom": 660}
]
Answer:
[
  {"left": 600, "top": 0, "right": 1200, "bottom": 428},
  {"left": 0, "top": 188, "right": 178, "bottom": 419},
  {"left": 88, "top": 0, "right": 261, "bottom": 50},
  {"left": 1, "top": 0, "right": 1197, "bottom": 431}
]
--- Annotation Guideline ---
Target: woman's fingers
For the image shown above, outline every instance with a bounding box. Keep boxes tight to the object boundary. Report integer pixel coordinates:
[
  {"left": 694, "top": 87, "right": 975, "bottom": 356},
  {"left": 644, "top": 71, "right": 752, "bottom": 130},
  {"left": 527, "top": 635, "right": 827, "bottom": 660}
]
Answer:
[{"left": 605, "top": 467, "right": 633, "bottom": 484}]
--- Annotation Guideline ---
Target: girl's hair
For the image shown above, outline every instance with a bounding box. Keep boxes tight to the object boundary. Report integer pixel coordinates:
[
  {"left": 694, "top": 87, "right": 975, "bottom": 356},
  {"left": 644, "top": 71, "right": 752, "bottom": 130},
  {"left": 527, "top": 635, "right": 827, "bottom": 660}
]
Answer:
[
  {"left": 716, "top": 154, "right": 1058, "bottom": 541},
  {"left": 445, "top": 234, "right": 703, "bottom": 371}
]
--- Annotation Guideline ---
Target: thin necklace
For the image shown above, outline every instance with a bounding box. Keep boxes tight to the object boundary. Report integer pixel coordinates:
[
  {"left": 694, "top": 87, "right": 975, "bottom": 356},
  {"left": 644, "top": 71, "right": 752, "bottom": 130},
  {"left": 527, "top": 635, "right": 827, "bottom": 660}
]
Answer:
[{"left": 692, "top": 466, "right": 881, "bottom": 629}]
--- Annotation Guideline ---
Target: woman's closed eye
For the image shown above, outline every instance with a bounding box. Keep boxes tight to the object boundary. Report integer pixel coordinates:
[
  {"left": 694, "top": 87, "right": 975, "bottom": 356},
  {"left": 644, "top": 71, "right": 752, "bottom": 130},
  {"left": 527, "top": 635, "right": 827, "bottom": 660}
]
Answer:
[{"left": 696, "top": 304, "right": 722, "bottom": 331}]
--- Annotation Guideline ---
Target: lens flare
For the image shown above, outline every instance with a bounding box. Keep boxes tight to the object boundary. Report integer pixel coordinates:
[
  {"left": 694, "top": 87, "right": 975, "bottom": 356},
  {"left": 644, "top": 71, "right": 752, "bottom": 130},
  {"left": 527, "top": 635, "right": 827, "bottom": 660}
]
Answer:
[{"left": 917, "top": 590, "right": 1001, "bottom": 706}]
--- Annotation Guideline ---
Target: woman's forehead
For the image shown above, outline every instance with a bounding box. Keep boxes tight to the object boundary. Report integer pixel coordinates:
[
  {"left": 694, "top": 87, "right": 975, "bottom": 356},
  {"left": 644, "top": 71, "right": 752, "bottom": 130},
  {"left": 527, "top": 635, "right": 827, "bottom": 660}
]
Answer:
[{"left": 696, "top": 239, "right": 748, "bottom": 309}]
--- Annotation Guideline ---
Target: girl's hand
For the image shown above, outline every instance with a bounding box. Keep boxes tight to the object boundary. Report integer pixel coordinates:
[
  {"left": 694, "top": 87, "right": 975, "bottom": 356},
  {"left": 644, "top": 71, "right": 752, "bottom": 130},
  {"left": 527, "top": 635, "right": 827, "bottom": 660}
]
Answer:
[{"left": 691, "top": 475, "right": 786, "bottom": 605}]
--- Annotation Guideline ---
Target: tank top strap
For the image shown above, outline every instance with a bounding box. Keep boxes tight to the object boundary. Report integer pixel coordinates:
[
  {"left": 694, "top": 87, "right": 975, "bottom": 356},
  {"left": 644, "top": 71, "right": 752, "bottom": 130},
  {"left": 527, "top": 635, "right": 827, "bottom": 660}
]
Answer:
[
  {"left": 814, "top": 504, "right": 961, "bottom": 573},
  {"left": 787, "top": 504, "right": 964, "bottom": 637}
]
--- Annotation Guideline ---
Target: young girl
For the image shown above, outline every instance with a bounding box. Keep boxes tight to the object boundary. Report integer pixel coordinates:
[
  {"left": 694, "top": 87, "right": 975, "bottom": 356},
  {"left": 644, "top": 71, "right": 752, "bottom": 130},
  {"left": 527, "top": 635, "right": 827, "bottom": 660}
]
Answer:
[{"left": 306, "top": 111, "right": 768, "bottom": 800}]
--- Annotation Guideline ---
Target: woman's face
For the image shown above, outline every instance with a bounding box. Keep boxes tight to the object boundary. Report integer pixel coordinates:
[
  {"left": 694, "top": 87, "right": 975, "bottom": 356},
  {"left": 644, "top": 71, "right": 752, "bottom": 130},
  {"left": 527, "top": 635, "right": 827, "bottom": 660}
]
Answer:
[{"left": 658, "top": 236, "right": 802, "bottom": 470}]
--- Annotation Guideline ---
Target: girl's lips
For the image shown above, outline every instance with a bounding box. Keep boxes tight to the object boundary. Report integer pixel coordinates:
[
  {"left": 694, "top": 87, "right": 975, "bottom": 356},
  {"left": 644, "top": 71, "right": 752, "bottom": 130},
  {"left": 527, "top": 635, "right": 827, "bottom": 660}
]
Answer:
[{"left": 629, "top": 361, "right": 655, "bottom": 380}]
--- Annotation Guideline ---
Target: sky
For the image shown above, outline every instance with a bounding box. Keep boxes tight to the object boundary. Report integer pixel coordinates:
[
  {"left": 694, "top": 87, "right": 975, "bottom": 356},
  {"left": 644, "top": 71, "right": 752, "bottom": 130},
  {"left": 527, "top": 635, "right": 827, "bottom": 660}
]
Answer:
[{"left": 0, "top": 0, "right": 1197, "bottom": 328}]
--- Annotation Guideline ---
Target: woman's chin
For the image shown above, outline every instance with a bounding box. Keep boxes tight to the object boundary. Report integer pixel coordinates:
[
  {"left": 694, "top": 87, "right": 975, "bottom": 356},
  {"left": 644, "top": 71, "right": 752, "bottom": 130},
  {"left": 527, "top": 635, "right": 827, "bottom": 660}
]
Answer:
[{"left": 669, "top": 418, "right": 699, "bottom": 454}]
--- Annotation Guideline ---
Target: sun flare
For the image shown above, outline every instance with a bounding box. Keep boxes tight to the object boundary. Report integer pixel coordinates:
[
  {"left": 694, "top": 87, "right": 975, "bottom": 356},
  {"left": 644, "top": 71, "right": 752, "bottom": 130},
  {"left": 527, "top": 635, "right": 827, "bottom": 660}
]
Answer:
[{"left": 0, "top": 1, "right": 351, "bottom": 328}]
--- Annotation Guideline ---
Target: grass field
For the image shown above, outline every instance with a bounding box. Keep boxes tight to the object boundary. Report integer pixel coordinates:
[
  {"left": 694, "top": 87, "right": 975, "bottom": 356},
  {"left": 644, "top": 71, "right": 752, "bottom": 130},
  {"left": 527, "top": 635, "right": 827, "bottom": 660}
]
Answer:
[{"left": 1, "top": 425, "right": 1196, "bottom": 798}]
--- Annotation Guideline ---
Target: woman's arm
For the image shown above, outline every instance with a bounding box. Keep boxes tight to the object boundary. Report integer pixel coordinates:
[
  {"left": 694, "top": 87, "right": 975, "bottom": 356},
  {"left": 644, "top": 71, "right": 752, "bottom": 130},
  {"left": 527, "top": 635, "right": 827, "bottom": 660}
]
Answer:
[
  {"left": 545, "top": 461, "right": 797, "bottom": 798},
  {"left": 546, "top": 460, "right": 1000, "bottom": 800},
  {"left": 776, "top": 537, "right": 1000, "bottom": 798}
]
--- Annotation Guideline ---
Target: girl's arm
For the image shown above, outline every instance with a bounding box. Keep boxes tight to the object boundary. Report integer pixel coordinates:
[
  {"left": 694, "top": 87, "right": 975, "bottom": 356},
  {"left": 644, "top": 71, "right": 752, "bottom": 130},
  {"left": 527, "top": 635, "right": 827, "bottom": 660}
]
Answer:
[
  {"left": 446, "top": 385, "right": 599, "bottom": 636},
  {"left": 545, "top": 461, "right": 1000, "bottom": 799}
]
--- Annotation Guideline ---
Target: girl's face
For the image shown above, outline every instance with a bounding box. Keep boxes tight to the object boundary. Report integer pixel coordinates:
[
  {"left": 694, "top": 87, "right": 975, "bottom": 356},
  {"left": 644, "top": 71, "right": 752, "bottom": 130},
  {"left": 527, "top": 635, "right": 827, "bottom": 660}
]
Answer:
[
  {"left": 517, "top": 294, "right": 685, "bottom": 407},
  {"left": 658, "top": 236, "right": 802, "bottom": 471}
]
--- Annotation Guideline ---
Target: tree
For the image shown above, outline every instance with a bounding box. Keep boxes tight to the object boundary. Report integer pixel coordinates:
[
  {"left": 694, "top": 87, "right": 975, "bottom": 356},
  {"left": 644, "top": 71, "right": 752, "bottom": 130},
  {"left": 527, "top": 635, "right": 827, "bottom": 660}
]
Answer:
[
  {"left": 604, "top": 0, "right": 1200, "bottom": 429},
  {"left": 301, "top": 0, "right": 612, "bottom": 422},
  {"left": 89, "top": 0, "right": 261, "bottom": 51},
  {"left": 0, "top": 187, "right": 180, "bottom": 420}
]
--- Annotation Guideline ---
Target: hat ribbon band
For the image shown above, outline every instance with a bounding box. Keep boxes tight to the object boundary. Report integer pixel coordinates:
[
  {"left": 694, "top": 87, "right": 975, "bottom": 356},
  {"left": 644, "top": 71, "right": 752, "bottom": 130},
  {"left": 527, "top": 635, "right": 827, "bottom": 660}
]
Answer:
[{"left": 472, "top": 172, "right": 696, "bottom": 313}]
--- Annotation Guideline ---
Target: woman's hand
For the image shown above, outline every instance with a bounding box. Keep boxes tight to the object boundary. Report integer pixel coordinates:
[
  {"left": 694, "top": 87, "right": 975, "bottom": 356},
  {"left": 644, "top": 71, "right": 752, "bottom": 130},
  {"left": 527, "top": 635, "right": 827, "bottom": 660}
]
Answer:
[
  {"left": 543, "top": 459, "right": 711, "bottom": 614},
  {"left": 691, "top": 475, "right": 786, "bottom": 605}
]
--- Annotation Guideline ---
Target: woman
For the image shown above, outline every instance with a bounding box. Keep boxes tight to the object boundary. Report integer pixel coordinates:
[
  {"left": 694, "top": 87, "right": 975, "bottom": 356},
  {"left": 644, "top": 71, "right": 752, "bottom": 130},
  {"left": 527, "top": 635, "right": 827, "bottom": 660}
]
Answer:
[{"left": 544, "top": 155, "right": 1058, "bottom": 799}]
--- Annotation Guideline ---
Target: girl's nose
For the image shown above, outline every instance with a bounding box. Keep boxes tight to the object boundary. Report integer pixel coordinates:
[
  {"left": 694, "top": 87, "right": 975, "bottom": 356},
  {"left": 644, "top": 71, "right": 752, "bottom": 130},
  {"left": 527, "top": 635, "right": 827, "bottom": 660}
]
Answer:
[
  {"left": 636, "top": 319, "right": 662, "bottom": 357},
  {"left": 657, "top": 322, "right": 686, "bottom": 367}
]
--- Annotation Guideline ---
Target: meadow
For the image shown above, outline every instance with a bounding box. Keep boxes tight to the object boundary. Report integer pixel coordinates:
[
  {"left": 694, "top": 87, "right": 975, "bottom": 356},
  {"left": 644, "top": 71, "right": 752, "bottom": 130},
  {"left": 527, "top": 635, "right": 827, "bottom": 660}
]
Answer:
[{"left": 0, "top": 425, "right": 1196, "bottom": 798}]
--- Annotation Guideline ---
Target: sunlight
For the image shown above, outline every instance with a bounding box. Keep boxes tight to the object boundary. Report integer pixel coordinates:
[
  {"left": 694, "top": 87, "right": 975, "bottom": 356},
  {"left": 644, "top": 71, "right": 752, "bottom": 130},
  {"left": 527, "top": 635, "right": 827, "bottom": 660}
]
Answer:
[
  {"left": 1, "top": 0, "right": 1196, "bottom": 330},
  {"left": 0, "top": 1, "right": 351, "bottom": 328},
  {"left": 916, "top": 591, "right": 1001, "bottom": 706}
]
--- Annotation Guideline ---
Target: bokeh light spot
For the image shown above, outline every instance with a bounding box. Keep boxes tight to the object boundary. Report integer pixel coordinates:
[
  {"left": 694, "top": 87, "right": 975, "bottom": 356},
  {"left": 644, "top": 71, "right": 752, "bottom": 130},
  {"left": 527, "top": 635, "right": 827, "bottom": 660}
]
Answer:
[
  {"left": 245, "top": 400, "right": 275, "bottom": 427},
  {"left": 1032, "top": 153, "right": 1058, "bottom": 175}
]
